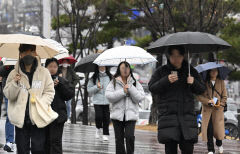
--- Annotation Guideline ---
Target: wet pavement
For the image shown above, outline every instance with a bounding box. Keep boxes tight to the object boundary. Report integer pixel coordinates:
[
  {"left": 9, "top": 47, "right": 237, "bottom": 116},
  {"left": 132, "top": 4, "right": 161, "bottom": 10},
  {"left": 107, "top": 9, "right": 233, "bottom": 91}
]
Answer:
[{"left": 0, "top": 119, "right": 240, "bottom": 154}]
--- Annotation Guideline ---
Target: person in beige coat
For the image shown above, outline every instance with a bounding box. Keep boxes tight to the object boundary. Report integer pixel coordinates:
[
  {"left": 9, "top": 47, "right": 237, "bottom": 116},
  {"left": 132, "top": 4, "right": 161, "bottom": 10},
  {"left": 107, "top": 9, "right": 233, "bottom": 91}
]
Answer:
[
  {"left": 197, "top": 68, "right": 227, "bottom": 154},
  {"left": 3, "top": 44, "right": 57, "bottom": 154}
]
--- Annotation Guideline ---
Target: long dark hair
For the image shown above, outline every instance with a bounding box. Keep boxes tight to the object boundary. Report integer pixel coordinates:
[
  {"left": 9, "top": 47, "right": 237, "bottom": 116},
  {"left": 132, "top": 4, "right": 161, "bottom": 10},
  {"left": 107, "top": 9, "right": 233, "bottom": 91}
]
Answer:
[
  {"left": 92, "top": 65, "right": 112, "bottom": 85},
  {"left": 206, "top": 69, "right": 220, "bottom": 85},
  {"left": 113, "top": 61, "right": 136, "bottom": 88}
]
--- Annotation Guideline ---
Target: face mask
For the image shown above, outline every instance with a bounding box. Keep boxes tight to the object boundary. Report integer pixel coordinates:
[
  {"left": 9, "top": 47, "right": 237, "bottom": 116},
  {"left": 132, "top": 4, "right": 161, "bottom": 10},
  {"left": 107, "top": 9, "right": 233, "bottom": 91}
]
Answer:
[
  {"left": 99, "top": 70, "right": 106, "bottom": 74},
  {"left": 21, "top": 55, "right": 35, "bottom": 66},
  {"left": 62, "top": 64, "right": 69, "bottom": 68}
]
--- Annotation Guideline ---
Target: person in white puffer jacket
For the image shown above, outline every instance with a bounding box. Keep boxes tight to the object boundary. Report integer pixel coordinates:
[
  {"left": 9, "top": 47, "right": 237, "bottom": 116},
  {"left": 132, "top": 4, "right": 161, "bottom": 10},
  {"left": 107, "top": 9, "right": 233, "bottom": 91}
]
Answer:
[{"left": 105, "top": 61, "right": 145, "bottom": 154}]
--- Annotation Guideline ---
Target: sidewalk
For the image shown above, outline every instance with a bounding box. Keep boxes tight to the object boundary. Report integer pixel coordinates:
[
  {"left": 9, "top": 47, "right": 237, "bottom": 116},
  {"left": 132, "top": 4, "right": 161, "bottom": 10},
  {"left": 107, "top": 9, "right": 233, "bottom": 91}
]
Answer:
[{"left": 1, "top": 119, "right": 240, "bottom": 154}]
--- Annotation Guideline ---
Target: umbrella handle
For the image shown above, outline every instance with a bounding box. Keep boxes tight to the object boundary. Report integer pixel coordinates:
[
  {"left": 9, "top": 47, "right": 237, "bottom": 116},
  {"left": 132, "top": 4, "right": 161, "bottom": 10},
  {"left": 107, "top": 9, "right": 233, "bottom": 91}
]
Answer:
[{"left": 188, "top": 50, "right": 191, "bottom": 76}]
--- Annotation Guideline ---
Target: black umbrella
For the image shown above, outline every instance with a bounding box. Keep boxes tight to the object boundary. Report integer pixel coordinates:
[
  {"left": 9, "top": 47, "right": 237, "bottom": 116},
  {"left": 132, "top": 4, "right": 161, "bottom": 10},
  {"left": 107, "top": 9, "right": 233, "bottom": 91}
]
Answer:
[
  {"left": 147, "top": 31, "right": 231, "bottom": 74},
  {"left": 147, "top": 31, "right": 231, "bottom": 54},
  {"left": 74, "top": 53, "right": 100, "bottom": 73}
]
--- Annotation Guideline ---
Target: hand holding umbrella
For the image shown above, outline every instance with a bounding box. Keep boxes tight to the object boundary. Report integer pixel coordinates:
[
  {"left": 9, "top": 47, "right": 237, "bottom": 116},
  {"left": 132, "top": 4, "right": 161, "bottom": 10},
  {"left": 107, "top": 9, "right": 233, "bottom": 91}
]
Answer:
[
  {"left": 14, "top": 73, "right": 21, "bottom": 83},
  {"left": 124, "top": 84, "right": 129, "bottom": 94},
  {"left": 187, "top": 76, "right": 194, "bottom": 85},
  {"left": 97, "top": 81, "right": 102, "bottom": 89}
]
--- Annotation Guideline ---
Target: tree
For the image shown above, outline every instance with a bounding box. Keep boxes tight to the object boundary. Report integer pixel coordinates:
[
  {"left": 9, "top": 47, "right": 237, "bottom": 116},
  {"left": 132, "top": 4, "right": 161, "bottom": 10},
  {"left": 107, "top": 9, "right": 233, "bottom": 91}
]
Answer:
[
  {"left": 95, "top": 0, "right": 138, "bottom": 49},
  {"left": 219, "top": 18, "right": 240, "bottom": 80},
  {"left": 51, "top": 0, "right": 136, "bottom": 125},
  {"left": 52, "top": 0, "right": 107, "bottom": 125}
]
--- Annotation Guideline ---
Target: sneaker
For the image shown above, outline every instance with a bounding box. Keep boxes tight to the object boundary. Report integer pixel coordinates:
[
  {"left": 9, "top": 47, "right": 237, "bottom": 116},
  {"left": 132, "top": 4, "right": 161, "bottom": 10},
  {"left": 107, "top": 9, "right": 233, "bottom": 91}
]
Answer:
[
  {"left": 103, "top": 135, "right": 109, "bottom": 141},
  {"left": 66, "top": 119, "right": 71, "bottom": 124},
  {"left": 218, "top": 146, "right": 224, "bottom": 154},
  {"left": 95, "top": 129, "right": 101, "bottom": 139},
  {"left": 208, "top": 152, "right": 214, "bottom": 154},
  {"left": 3, "top": 142, "right": 14, "bottom": 152}
]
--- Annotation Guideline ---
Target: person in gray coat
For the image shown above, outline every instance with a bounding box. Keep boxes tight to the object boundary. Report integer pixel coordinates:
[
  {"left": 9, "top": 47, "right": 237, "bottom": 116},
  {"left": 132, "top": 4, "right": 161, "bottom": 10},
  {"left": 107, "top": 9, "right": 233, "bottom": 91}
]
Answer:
[
  {"left": 87, "top": 65, "right": 112, "bottom": 141},
  {"left": 105, "top": 61, "right": 145, "bottom": 154}
]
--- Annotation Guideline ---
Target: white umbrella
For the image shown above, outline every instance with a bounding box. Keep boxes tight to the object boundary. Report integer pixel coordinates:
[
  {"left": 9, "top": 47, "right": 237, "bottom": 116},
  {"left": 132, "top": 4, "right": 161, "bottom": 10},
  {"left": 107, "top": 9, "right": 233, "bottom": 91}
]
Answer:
[
  {"left": 41, "top": 39, "right": 69, "bottom": 64},
  {"left": 0, "top": 34, "right": 58, "bottom": 59},
  {"left": 1, "top": 38, "right": 69, "bottom": 66},
  {"left": 93, "top": 46, "right": 157, "bottom": 66}
]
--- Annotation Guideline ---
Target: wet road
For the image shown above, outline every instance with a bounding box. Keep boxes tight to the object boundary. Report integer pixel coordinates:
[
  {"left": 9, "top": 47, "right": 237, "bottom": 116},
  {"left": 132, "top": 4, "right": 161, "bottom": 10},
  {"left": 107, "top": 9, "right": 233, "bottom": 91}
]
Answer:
[{"left": 0, "top": 119, "right": 240, "bottom": 154}]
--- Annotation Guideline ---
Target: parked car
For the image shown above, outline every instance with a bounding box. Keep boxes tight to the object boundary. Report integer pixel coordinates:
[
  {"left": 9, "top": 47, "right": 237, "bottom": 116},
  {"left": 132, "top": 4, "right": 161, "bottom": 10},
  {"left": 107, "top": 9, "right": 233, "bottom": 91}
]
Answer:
[{"left": 136, "top": 110, "right": 151, "bottom": 125}]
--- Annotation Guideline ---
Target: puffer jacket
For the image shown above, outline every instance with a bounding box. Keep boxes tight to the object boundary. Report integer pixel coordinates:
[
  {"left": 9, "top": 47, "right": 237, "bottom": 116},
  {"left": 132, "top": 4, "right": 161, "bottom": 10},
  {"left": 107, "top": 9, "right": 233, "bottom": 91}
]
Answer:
[
  {"left": 87, "top": 72, "right": 111, "bottom": 105},
  {"left": 105, "top": 76, "right": 145, "bottom": 121}
]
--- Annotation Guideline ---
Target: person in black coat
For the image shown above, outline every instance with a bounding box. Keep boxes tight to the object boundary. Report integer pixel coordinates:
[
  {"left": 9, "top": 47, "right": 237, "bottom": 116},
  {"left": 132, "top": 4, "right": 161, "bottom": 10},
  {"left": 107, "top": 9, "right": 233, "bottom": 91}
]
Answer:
[
  {"left": 148, "top": 46, "right": 206, "bottom": 154},
  {"left": 45, "top": 58, "right": 75, "bottom": 154}
]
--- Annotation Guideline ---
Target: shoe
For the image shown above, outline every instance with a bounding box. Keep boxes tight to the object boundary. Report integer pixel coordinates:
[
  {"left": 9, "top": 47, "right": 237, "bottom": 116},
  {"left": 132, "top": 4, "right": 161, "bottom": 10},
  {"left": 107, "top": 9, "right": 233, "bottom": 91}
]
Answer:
[
  {"left": 95, "top": 129, "right": 101, "bottom": 139},
  {"left": 3, "top": 142, "right": 14, "bottom": 152},
  {"left": 66, "top": 119, "right": 71, "bottom": 124},
  {"left": 208, "top": 152, "right": 214, "bottom": 154},
  {"left": 218, "top": 146, "right": 223, "bottom": 154},
  {"left": 103, "top": 135, "right": 109, "bottom": 141}
]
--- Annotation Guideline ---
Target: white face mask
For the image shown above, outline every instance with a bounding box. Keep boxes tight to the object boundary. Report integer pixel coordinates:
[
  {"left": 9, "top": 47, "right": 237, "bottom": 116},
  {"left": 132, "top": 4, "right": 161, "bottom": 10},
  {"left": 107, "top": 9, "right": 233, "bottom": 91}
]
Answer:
[
  {"left": 99, "top": 70, "right": 106, "bottom": 74},
  {"left": 62, "top": 64, "right": 69, "bottom": 68}
]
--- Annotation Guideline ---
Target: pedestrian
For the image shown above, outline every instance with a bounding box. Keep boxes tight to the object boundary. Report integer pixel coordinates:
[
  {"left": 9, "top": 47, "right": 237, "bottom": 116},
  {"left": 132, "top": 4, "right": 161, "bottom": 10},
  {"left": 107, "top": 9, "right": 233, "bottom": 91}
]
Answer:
[
  {"left": 0, "top": 65, "right": 15, "bottom": 152},
  {"left": 87, "top": 65, "right": 112, "bottom": 141},
  {"left": 148, "top": 45, "right": 206, "bottom": 154},
  {"left": 59, "top": 59, "right": 80, "bottom": 124},
  {"left": 45, "top": 58, "right": 75, "bottom": 154},
  {"left": 3, "top": 44, "right": 56, "bottom": 154},
  {"left": 105, "top": 61, "right": 145, "bottom": 154},
  {"left": 197, "top": 68, "right": 227, "bottom": 154}
]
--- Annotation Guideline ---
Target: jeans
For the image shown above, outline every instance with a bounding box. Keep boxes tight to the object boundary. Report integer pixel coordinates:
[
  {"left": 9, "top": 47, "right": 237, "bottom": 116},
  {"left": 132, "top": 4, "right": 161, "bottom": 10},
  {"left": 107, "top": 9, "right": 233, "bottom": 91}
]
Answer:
[
  {"left": 5, "top": 97, "right": 14, "bottom": 143},
  {"left": 94, "top": 105, "right": 110, "bottom": 135},
  {"left": 66, "top": 99, "right": 71, "bottom": 119}
]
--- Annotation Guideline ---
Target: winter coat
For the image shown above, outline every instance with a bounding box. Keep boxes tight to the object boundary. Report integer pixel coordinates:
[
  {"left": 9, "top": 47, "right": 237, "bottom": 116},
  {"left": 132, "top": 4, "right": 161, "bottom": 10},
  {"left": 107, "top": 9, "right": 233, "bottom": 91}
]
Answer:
[
  {"left": 4, "top": 57, "right": 56, "bottom": 128},
  {"left": 87, "top": 72, "right": 111, "bottom": 105},
  {"left": 105, "top": 76, "right": 145, "bottom": 121},
  {"left": 148, "top": 61, "right": 206, "bottom": 144},
  {"left": 197, "top": 79, "right": 227, "bottom": 141},
  {"left": 52, "top": 76, "right": 75, "bottom": 123}
]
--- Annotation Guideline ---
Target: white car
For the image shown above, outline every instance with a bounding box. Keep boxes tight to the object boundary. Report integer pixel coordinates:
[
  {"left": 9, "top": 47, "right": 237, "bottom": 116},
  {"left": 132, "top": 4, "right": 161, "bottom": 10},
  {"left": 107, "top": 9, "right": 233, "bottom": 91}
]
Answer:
[{"left": 136, "top": 110, "right": 151, "bottom": 125}]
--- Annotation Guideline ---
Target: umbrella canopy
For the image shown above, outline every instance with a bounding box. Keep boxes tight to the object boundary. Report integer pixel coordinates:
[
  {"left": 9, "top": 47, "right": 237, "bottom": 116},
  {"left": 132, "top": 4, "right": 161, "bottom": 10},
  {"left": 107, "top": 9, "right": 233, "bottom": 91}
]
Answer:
[
  {"left": 38, "top": 38, "right": 69, "bottom": 64},
  {"left": 75, "top": 53, "right": 100, "bottom": 73},
  {"left": 58, "top": 56, "right": 77, "bottom": 64},
  {"left": 147, "top": 31, "right": 231, "bottom": 54},
  {"left": 1, "top": 38, "right": 69, "bottom": 65},
  {"left": 43, "top": 39, "right": 69, "bottom": 59},
  {"left": 93, "top": 46, "right": 157, "bottom": 66},
  {"left": 0, "top": 34, "right": 58, "bottom": 59},
  {"left": 195, "top": 62, "right": 231, "bottom": 80}
]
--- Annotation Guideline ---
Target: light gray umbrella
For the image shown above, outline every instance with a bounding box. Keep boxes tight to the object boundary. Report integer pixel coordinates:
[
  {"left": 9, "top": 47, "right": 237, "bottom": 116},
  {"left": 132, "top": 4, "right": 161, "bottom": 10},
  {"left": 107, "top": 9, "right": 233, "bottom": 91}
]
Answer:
[
  {"left": 195, "top": 62, "right": 231, "bottom": 80},
  {"left": 74, "top": 53, "right": 100, "bottom": 73}
]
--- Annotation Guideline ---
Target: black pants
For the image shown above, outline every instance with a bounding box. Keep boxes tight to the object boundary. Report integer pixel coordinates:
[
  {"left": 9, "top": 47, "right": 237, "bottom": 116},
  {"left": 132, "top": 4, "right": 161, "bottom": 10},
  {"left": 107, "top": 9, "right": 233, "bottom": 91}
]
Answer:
[
  {"left": 46, "top": 121, "right": 64, "bottom": 154},
  {"left": 112, "top": 119, "right": 136, "bottom": 154},
  {"left": 94, "top": 105, "right": 110, "bottom": 135},
  {"left": 207, "top": 116, "right": 222, "bottom": 153},
  {"left": 15, "top": 123, "right": 46, "bottom": 154},
  {"left": 165, "top": 140, "right": 194, "bottom": 154}
]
